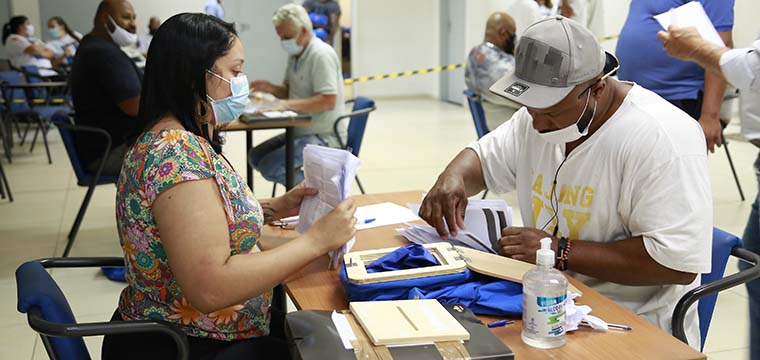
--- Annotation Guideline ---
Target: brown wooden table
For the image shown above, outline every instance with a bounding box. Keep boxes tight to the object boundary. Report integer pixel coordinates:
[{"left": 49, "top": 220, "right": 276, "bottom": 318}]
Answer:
[
  {"left": 259, "top": 191, "right": 706, "bottom": 360},
  {"left": 220, "top": 114, "right": 311, "bottom": 189}
]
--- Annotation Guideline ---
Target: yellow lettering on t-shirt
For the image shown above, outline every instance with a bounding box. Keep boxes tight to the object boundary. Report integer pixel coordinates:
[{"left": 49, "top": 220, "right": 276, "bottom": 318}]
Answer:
[
  {"left": 532, "top": 174, "right": 543, "bottom": 195},
  {"left": 559, "top": 185, "right": 581, "bottom": 206},
  {"left": 532, "top": 195, "right": 543, "bottom": 226},
  {"left": 580, "top": 186, "right": 594, "bottom": 208},
  {"left": 563, "top": 208, "right": 591, "bottom": 239}
]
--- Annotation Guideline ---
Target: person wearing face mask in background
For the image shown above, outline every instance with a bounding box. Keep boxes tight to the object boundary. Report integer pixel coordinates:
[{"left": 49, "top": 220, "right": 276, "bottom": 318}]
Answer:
[
  {"left": 101, "top": 13, "right": 356, "bottom": 359},
  {"left": 137, "top": 16, "right": 160, "bottom": 57},
  {"left": 420, "top": 16, "right": 713, "bottom": 350},
  {"left": 249, "top": 3, "right": 345, "bottom": 187},
  {"left": 465, "top": 12, "right": 522, "bottom": 131},
  {"left": 45, "top": 16, "right": 82, "bottom": 60},
  {"left": 3, "top": 15, "right": 63, "bottom": 71},
  {"left": 70, "top": 0, "right": 142, "bottom": 177}
]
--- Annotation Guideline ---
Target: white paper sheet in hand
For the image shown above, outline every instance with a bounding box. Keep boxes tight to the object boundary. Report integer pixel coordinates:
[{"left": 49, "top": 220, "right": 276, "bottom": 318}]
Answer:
[
  {"left": 296, "top": 145, "right": 361, "bottom": 268},
  {"left": 403, "top": 199, "right": 513, "bottom": 253},
  {"left": 654, "top": 1, "right": 725, "bottom": 46}
]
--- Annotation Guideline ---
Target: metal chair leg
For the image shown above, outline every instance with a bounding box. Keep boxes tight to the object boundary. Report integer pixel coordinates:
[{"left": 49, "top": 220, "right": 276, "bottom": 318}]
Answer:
[
  {"left": 62, "top": 182, "right": 98, "bottom": 257},
  {"left": 271, "top": 183, "right": 277, "bottom": 198},
  {"left": 30, "top": 125, "right": 39, "bottom": 153},
  {"left": 20, "top": 121, "right": 31, "bottom": 146},
  {"left": 0, "top": 117, "right": 11, "bottom": 163},
  {"left": 0, "top": 159, "right": 12, "bottom": 202},
  {"left": 38, "top": 117, "right": 52, "bottom": 164},
  {"left": 721, "top": 130, "right": 745, "bottom": 201},
  {"left": 355, "top": 175, "right": 366, "bottom": 195}
]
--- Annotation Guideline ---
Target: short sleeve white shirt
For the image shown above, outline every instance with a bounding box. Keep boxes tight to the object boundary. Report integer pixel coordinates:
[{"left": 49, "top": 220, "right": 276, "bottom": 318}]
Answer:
[
  {"left": 5, "top": 34, "right": 53, "bottom": 69},
  {"left": 467, "top": 84, "right": 712, "bottom": 348}
]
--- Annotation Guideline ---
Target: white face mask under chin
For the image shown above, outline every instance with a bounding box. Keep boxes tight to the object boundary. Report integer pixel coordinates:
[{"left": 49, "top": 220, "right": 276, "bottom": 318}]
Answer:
[
  {"left": 107, "top": 16, "right": 137, "bottom": 47},
  {"left": 535, "top": 90, "right": 597, "bottom": 145}
]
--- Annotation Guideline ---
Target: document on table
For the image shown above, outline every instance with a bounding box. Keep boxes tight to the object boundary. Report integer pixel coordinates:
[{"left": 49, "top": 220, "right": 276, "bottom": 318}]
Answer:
[
  {"left": 353, "top": 202, "right": 421, "bottom": 230},
  {"left": 654, "top": 1, "right": 725, "bottom": 46},
  {"left": 296, "top": 145, "right": 362, "bottom": 269},
  {"left": 261, "top": 110, "right": 298, "bottom": 118},
  {"left": 401, "top": 199, "right": 513, "bottom": 253}
]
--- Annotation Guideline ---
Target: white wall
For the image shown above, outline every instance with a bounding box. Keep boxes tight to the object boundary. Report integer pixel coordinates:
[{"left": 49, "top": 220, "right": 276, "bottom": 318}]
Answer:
[
  {"left": 10, "top": 0, "right": 40, "bottom": 35},
  {"left": 351, "top": 0, "right": 440, "bottom": 98},
  {"left": 36, "top": 0, "right": 206, "bottom": 40},
  {"left": 734, "top": 0, "right": 760, "bottom": 46}
]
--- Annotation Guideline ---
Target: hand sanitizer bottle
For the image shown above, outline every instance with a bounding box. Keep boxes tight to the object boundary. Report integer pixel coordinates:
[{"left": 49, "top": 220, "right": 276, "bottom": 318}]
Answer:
[{"left": 521, "top": 238, "right": 568, "bottom": 349}]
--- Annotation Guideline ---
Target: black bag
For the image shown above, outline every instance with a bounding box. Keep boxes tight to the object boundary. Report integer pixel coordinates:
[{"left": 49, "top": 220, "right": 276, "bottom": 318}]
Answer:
[{"left": 285, "top": 303, "right": 514, "bottom": 360}]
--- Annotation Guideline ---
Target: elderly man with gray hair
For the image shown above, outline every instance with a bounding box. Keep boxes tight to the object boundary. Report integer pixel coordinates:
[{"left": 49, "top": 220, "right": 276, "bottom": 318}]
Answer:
[{"left": 249, "top": 3, "right": 345, "bottom": 187}]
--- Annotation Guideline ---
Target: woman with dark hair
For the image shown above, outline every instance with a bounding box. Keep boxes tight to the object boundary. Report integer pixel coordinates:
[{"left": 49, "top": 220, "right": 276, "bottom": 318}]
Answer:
[
  {"left": 102, "top": 12, "right": 357, "bottom": 359},
  {"left": 46, "top": 16, "right": 82, "bottom": 57},
  {"left": 3, "top": 15, "right": 61, "bottom": 69}
]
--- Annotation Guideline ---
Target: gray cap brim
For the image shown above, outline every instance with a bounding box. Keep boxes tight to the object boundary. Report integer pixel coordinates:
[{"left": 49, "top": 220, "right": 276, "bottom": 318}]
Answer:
[{"left": 488, "top": 71, "right": 574, "bottom": 109}]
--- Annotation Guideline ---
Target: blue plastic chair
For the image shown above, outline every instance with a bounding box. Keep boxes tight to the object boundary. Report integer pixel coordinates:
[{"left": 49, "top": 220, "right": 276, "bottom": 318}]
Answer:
[
  {"left": 51, "top": 112, "right": 120, "bottom": 258},
  {"left": 16, "top": 257, "right": 189, "bottom": 360},
  {"left": 672, "top": 228, "right": 760, "bottom": 350},
  {"left": 20, "top": 65, "right": 69, "bottom": 105},
  {"left": 269, "top": 97, "right": 377, "bottom": 196},
  {"left": 463, "top": 90, "right": 489, "bottom": 199},
  {"left": 331, "top": 96, "right": 375, "bottom": 195},
  {"left": 463, "top": 89, "right": 489, "bottom": 139},
  {"left": 0, "top": 69, "right": 68, "bottom": 163}
]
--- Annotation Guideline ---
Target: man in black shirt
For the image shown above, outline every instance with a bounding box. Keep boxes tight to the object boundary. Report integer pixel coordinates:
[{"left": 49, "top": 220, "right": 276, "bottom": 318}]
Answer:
[{"left": 71, "top": 0, "right": 141, "bottom": 176}]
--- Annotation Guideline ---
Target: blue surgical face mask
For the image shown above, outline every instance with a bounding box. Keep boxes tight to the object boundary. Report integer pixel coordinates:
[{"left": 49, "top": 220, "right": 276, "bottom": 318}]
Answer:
[
  {"left": 48, "top": 27, "right": 62, "bottom": 39},
  {"left": 206, "top": 70, "right": 249, "bottom": 125}
]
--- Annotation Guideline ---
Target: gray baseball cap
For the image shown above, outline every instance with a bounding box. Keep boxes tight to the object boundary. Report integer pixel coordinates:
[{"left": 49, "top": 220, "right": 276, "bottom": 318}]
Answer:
[{"left": 489, "top": 15, "right": 618, "bottom": 109}]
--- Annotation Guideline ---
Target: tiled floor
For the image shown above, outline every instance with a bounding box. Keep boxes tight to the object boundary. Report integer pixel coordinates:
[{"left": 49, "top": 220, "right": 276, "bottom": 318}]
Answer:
[{"left": 0, "top": 96, "right": 755, "bottom": 359}]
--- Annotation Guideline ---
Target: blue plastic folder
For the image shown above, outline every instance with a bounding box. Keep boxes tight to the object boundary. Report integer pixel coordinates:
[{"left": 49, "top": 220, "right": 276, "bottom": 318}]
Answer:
[{"left": 340, "top": 244, "right": 523, "bottom": 317}]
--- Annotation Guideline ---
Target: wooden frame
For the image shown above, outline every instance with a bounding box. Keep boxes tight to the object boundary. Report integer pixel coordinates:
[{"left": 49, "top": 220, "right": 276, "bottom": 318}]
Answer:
[
  {"left": 344, "top": 242, "right": 582, "bottom": 295},
  {"left": 344, "top": 242, "right": 467, "bottom": 284}
]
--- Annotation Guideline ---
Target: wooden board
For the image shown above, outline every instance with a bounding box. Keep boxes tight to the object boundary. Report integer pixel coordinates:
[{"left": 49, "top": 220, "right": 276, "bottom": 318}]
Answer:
[
  {"left": 350, "top": 299, "right": 470, "bottom": 346},
  {"left": 344, "top": 242, "right": 467, "bottom": 284},
  {"left": 455, "top": 246, "right": 583, "bottom": 295}
]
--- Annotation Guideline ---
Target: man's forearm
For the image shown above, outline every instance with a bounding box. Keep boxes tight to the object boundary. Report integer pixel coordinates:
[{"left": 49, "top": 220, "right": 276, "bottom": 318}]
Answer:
[
  {"left": 565, "top": 236, "right": 697, "bottom": 286},
  {"left": 269, "top": 83, "right": 289, "bottom": 99},
  {"left": 701, "top": 70, "right": 726, "bottom": 118},
  {"left": 443, "top": 149, "right": 487, "bottom": 197},
  {"left": 285, "top": 94, "right": 336, "bottom": 113}
]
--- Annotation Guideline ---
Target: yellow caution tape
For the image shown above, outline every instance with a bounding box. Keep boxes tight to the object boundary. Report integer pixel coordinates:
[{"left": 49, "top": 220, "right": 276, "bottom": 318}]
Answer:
[
  {"left": 344, "top": 63, "right": 465, "bottom": 85},
  {"left": 344, "top": 34, "right": 619, "bottom": 85}
]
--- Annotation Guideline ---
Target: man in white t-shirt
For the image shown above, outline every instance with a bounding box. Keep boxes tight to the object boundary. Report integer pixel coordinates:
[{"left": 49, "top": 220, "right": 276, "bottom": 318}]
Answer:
[{"left": 419, "top": 16, "right": 712, "bottom": 349}]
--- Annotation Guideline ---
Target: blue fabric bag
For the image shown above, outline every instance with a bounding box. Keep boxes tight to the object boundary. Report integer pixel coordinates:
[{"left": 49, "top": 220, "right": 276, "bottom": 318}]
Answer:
[{"left": 339, "top": 244, "right": 523, "bottom": 317}]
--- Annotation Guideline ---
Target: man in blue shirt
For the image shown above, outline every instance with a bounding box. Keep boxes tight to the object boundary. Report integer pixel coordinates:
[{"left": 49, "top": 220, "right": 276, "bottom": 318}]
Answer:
[
  {"left": 616, "top": 0, "right": 734, "bottom": 153},
  {"left": 303, "top": 0, "right": 341, "bottom": 45}
]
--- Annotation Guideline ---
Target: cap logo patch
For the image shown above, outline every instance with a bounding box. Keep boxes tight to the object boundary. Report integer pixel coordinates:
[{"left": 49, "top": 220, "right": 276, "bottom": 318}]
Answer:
[{"left": 506, "top": 82, "right": 530, "bottom": 97}]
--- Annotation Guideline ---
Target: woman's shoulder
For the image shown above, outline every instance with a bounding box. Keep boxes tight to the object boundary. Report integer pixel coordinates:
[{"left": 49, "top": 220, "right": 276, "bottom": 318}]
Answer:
[
  {"left": 134, "top": 129, "right": 216, "bottom": 170},
  {"left": 5, "top": 34, "right": 30, "bottom": 47}
]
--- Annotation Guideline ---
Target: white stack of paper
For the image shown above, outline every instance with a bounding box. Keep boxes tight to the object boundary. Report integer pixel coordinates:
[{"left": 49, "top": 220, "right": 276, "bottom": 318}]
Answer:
[
  {"left": 296, "top": 145, "right": 362, "bottom": 268},
  {"left": 654, "top": 1, "right": 725, "bottom": 46},
  {"left": 401, "top": 199, "right": 513, "bottom": 254},
  {"left": 398, "top": 225, "right": 497, "bottom": 254}
]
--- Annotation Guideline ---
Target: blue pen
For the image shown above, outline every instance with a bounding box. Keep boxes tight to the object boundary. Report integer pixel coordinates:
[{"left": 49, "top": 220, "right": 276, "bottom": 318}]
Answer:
[
  {"left": 363, "top": 218, "right": 376, "bottom": 224},
  {"left": 487, "top": 320, "right": 514, "bottom": 328}
]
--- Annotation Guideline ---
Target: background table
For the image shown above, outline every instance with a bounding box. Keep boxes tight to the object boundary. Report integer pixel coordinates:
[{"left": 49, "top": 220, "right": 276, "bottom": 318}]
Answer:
[
  {"left": 259, "top": 191, "right": 706, "bottom": 360},
  {"left": 220, "top": 113, "right": 311, "bottom": 190}
]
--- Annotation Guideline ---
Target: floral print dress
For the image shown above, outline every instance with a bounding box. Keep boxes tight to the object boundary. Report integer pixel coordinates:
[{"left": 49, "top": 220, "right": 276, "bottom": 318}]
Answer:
[{"left": 115, "top": 129, "right": 271, "bottom": 340}]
